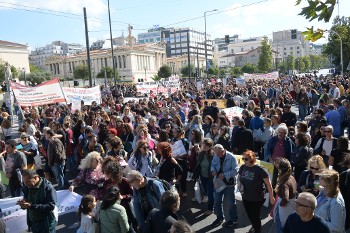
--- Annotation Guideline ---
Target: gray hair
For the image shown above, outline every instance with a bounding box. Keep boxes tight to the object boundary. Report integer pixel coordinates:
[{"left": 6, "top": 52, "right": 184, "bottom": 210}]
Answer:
[
  {"left": 214, "top": 144, "right": 225, "bottom": 151},
  {"left": 149, "top": 116, "right": 157, "bottom": 122},
  {"left": 160, "top": 189, "right": 180, "bottom": 210},
  {"left": 22, "top": 169, "right": 39, "bottom": 179},
  {"left": 298, "top": 192, "right": 317, "bottom": 209},
  {"left": 276, "top": 124, "right": 288, "bottom": 134},
  {"left": 127, "top": 170, "right": 143, "bottom": 181}
]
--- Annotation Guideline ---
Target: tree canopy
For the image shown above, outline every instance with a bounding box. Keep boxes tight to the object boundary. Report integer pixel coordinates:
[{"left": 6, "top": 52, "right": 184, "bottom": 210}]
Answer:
[
  {"left": 157, "top": 65, "right": 172, "bottom": 78},
  {"left": 258, "top": 36, "right": 273, "bottom": 73}
]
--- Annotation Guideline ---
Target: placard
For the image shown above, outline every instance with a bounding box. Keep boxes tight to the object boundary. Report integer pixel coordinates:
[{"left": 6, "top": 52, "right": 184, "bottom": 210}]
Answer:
[{"left": 171, "top": 140, "right": 187, "bottom": 157}]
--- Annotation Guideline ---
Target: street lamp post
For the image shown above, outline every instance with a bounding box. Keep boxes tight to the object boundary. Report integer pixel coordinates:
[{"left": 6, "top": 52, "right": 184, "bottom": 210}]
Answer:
[
  {"left": 144, "top": 66, "right": 147, "bottom": 82},
  {"left": 204, "top": 9, "right": 218, "bottom": 79},
  {"left": 92, "top": 68, "right": 95, "bottom": 86},
  {"left": 22, "top": 68, "right": 26, "bottom": 85},
  {"left": 328, "top": 29, "right": 343, "bottom": 77}
]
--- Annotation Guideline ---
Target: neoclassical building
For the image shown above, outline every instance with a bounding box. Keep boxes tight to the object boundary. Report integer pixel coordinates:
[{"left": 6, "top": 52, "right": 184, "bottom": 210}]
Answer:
[
  {"left": 0, "top": 40, "right": 30, "bottom": 73},
  {"left": 45, "top": 43, "right": 166, "bottom": 83}
]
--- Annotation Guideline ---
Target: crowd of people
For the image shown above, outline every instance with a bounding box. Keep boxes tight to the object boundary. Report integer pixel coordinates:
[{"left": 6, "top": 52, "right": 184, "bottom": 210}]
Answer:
[{"left": 0, "top": 73, "right": 349, "bottom": 233}]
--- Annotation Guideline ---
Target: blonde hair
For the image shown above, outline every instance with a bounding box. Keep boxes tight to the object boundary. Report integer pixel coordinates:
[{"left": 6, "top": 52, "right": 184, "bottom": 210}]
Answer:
[
  {"left": 79, "top": 151, "right": 102, "bottom": 170},
  {"left": 318, "top": 169, "right": 340, "bottom": 198},
  {"left": 307, "top": 155, "right": 326, "bottom": 171}
]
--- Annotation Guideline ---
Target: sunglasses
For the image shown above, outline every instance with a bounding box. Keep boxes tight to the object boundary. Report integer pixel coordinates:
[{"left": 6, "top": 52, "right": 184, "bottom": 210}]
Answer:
[
  {"left": 295, "top": 200, "right": 312, "bottom": 209},
  {"left": 141, "top": 146, "right": 149, "bottom": 150},
  {"left": 310, "top": 166, "right": 319, "bottom": 170},
  {"left": 242, "top": 157, "right": 249, "bottom": 161},
  {"left": 21, "top": 137, "right": 27, "bottom": 139}
]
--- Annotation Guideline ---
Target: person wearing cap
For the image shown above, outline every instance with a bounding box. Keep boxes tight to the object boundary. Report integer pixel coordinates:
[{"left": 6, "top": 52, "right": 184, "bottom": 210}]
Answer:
[
  {"left": 280, "top": 105, "right": 297, "bottom": 127},
  {"left": 211, "top": 144, "right": 239, "bottom": 228},
  {"left": 283, "top": 192, "right": 331, "bottom": 233},
  {"left": 4, "top": 139, "right": 27, "bottom": 197},
  {"left": 19, "top": 133, "right": 38, "bottom": 170}
]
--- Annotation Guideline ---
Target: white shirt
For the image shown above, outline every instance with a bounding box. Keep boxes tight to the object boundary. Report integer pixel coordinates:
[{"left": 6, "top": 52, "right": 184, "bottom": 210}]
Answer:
[{"left": 76, "top": 214, "right": 94, "bottom": 233}]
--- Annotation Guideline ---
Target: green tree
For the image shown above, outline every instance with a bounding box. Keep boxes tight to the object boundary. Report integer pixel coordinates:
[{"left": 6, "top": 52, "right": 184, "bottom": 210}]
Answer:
[
  {"left": 258, "top": 36, "right": 273, "bottom": 73},
  {"left": 323, "top": 16, "right": 350, "bottom": 73},
  {"left": 157, "top": 65, "right": 172, "bottom": 78},
  {"left": 23, "top": 71, "right": 52, "bottom": 86},
  {"left": 207, "top": 67, "right": 219, "bottom": 76},
  {"left": 29, "top": 64, "right": 44, "bottom": 73},
  {"left": 73, "top": 65, "right": 89, "bottom": 83},
  {"left": 230, "top": 66, "right": 243, "bottom": 76},
  {"left": 10, "top": 66, "right": 18, "bottom": 78},
  {"left": 241, "top": 63, "right": 258, "bottom": 74},
  {"left": 286, "top": 53, "right": 295, "bottom": 71},
  {"left": 296, "top": 0, "right": 337, "bottom": 41},
  {"left": 151, "top": 74, "right": 161, "bottom": 81},
  {"left": 0, "top": 63, "right": 5, "bottom": 83},
  {"left": 180, "top": 64, "right": 195, "bottom": 77},
  {"left": 301, "top": 56, "right": 311, "bottom": 72},
  {"left": 96, "top": 66, "right": 118, "bottom": 81}
]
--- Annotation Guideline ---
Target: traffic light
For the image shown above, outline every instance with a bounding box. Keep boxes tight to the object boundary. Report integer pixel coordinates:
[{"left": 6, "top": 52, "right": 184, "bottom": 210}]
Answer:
[
  {"left": 291, "top": 29, "right": 297, "bottom": 39},
  {"left": 225, "top": 35, "right": 230, "bottom": 44}
]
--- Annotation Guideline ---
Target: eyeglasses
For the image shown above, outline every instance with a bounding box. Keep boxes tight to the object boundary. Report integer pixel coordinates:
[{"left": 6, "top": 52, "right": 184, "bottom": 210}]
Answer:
[
  {"left": 242, "top": 157, "right": 249, "bottom": 161},
  {"left": 310, "top": 166, "right": 319, "bottom": 170},
  {"left": 21, "top": 137, "right": 27, "bottom": 139},
  {"left": 141, "top": 146, "right": 149, "bottom": 150},
  {"left": 295, "top": 200, "right": 312, "bottom": 209}
]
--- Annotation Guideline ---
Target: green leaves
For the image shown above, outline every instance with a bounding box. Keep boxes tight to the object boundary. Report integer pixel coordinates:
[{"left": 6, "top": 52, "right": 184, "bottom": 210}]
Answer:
[
  {"left": 297, "top": 0, "right": 336, "bottom": 23},
  {"left": 157, "top": 65, "right": 172, "bottom": 78},
  {"left": 302, "top": 27, "right": 326, "bottom": 42}
]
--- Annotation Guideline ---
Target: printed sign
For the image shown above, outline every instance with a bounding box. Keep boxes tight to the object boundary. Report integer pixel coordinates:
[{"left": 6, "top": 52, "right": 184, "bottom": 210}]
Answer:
[
  {"left": 235, "top": 77, "right": 246, "bottom": 87},
  {"left": 243, "top": 71, "right": 279, "bottom": 80},
  {"left": 172, "top": 140, "right": 187, "bottom": 158},
  {"left": 63, "top": 85, "right": 101, "bottom": 105},
  {"left": 222, "top": 106, "right": 244, "bottom": 119},
  {"left": 10, "top": 78, "right": 66, "bottom": 106},
  {"left": 202, "top": 99, "right": 227, "bottom": 109}
]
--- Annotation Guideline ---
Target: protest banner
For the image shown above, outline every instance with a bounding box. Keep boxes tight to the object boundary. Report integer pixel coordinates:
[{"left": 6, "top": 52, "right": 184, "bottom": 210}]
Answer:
[
  {"left": 70, "top": 97, "right": 82, "bottom": 113},
  {"left": 235, "top": 77, "right": 246, "bottom": 87},
  {"left": 172, "top": 140, "right": 187, "bottom": 158},
  {"left": 222, "top": 106, "right": 244, "bottom": 119},
  {"left": 243, "top": 71, "right": 279, "bottom": 80},
  {"left": 202, "top": 99, "right": 227, "bottom": 109},
  {"left": 0, "top": 190, "right": 82, "bottom": 233},
  {"left": 136, "top": 81, "right": 180, "bottom": 95},
  {"left": 63, "top": 85, "right": 101, "bottom": 105},
  {"left": 10, "top": 78, "right": 66, "bottom": 107},
  {"left": 196, "top": 81, "right": 202, "bottom": 90}
]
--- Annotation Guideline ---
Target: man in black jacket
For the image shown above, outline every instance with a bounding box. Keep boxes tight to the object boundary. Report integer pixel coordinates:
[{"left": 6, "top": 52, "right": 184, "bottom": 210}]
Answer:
[
  {"left": 234, "top": 120, "right": 254, "bottom": 154},
  {"left": 144, "top": 189, "right": 180, "bottom": 233},
  {"left": 281, "top": 105, "right": 297, "bottom": 127}
]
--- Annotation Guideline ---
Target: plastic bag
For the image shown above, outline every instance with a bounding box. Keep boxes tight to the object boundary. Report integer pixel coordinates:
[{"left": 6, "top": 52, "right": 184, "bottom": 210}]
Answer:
[
  {"left": 213, "top": 177, "right": 227, "bottom": 192},
  {"left": 194, "top": 181, "right": 202, "bottom": 203}
]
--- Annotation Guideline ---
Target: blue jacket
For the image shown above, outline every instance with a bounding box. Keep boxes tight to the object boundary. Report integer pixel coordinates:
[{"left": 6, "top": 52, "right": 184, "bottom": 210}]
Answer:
[
  {"left": 325, "top": 110, "right": 341, "bottom": 136},
  {"left": 249, "top": 116, "right": 264, "bottom": 131},
  {"left": 211, "top": 150, "right": 238, "bottom": 183},
  {"left": 133, "top": 177, "right": 165, "bottom": 228},
  {"left": 314, "top": 191, "right": 346, "bottom": 233},
  {"left": 264, "top": 135, "right": 294, "bottom": 161},
  {"left": 337, "top": 106, "right": 347, "bottom": 123}
]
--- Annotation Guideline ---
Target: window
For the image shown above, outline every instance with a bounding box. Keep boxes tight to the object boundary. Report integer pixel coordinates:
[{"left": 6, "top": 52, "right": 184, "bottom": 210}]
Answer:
[
  {"left": 297, "top": 46, "right": 300, "bottom": 49},
  {"left": 297, "top": 51, "right": 299, "bottom": 54},
  {"left": 290, "top": 47, "right": 293, "bottom": 50},
  {"left": 284, "top": 48, "right": 286, "bottom": 50},
  {"left": 118, "top": 56, "right": 122, "bottom": 68},
  {"left": 241, "top": 48, "right": 244, "bottom": 52}
]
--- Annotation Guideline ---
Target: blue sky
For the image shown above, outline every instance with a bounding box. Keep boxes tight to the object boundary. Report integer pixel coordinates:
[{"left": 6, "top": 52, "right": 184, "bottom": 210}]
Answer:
[{"left": 0, "top": 0, "right": 348, "bottom": 50}]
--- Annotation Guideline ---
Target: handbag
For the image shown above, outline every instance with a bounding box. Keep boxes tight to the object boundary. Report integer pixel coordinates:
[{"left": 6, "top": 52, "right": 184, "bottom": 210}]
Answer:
[{"left": 194, "top": 180, "right": 203, "bottom": 203}]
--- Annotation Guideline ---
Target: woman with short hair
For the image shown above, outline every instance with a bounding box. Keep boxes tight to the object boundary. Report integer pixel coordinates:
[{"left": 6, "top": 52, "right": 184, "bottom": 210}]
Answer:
[
  {"left": 157, "top": 142, "right": 182, "bottom": 186},
  {"left": 297, "top": 155, "right": 327, "bottom": 196},
  {"left": 329, "top": 136, "right": 350, "bottom": 173},
  {"left": 238, "top": 150, "right": 275, "bottom": 233}
]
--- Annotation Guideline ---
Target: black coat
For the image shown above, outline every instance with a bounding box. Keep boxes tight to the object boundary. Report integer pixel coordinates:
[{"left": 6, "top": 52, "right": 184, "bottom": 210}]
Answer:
[
  {"left": 143, "top": 208, "right": 178, "bottom": 233},
  {"left": 235, "top": 127, "right": 254, "bottom": 154}
]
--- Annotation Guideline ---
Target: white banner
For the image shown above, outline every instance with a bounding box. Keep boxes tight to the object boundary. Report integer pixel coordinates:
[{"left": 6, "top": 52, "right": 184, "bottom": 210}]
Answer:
[
  {"left": 243, "top": 71, "right": 279, "bottom": 80},
  {"left": 63, "top": 85, "right": 101, "bottom": 105},
  {"left": 0, "top": 190, "right": 82, "bottom": 233},
  {"left": 10, "top": 78, "right": 66, "bottom": 107},
  {"left": 172, "top": 140, "right": 187, "bottom": 158},
  {"left": 235, "top": 77, "right": 246, "bottom": 87},
  {"left": 222, "top": 106, "right": 244, "bottom": 119},
  {"left": 136, "top": 79, "right": 180, "bottom": 95}
]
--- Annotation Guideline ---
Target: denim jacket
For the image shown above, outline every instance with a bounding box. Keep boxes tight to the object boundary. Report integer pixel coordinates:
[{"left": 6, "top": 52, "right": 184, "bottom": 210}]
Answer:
[
  {"left": 132, "top": 177, "right": 165, "bottom": 228},
  {"left": 315, "top": 191, "right": 346, "bottom": 233},
  {"left": 210, "top": 150, "right": 238, "bottom": 183}
]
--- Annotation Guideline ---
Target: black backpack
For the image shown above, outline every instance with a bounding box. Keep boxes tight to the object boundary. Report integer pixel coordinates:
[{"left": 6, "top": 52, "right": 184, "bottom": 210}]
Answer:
[{"left": 148, "top": 178, "right": 171, "bottom": 198}]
